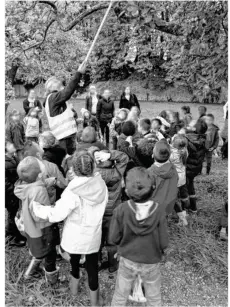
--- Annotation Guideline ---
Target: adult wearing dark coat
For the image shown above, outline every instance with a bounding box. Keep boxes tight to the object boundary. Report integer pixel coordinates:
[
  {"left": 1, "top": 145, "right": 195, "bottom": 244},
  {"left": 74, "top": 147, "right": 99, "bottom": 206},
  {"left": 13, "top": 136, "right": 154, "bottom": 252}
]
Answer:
[
  {"left": 85, "top": 85, "right": 101, "bottom": 116},
  {"left": 96, "top": 90, "right": 115, "bottom": 147},
  {"left": 119, "top": 86, "right": 140, "bottom": 110},
  {"left": 23, "top": 89, "right": 42, "bottom": 115}
]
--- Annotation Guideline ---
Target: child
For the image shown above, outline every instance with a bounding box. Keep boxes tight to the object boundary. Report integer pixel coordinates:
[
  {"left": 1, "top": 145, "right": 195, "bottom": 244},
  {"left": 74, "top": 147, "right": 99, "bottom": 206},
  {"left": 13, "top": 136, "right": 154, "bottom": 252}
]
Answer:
[
  {"left": 148, "top": 139, "right": 178, "bottom": 214},
  {"left": 6, "top": 110, "right": 25, "bottom": 161},
  {"left": 14, "top": 157, "right": 60, "bottom": 284},
  {"left": 198, "top": 106, "right": 207, "bottom": 119},
  {"left": 39, "top": 131, "right": 66, "bottom": 175},
  {"left": 23, "top": 107, "right": 42, "bottom": 142},
  {"left": 5, "top": 141, "right": 26, "bottom": 247},
  {"left": 220, "top": 201, "right": 228, "bottom": 241},
  {"left": 168, "top": 111, "right": 184, "bottom": 138},
  {"left": 30, "top": 151, "right": 108, "bottom": 305},
  {"left": 88, "top": 147, "right": 129, "bottom": 275},
  {"left": 81, "top": 108, "right": 101, "bottom": 140},
  {"left": 181, "top": 106, "right": 192, "bottom": 127},
  {"left": 204, "top": 114, "right": 219, "bottom": 175},
  {"left": 170, "top": 135, "right": 189, "bottom": 226},
  {"left": 76, "top": 127, "right": 107, "bottom": 152},
  {"left": 110, "top": 109, "right": 128, "bottom": 150},
  {"left": 185, "top": 118, "right": 207, "bottom": 213},
  {"left": 109, "top": 167, "right": 168, "bottom": 306},
  {"left": 127, "top": 106, "right": 141, "bottom": 126},
  {"left": 136, "top": 138, "right": 156, "bottom": 168},
  {"left": 151, "top": 118, "right": 165, "bottom": 140},
  {"left": 138, "top": 118, "right": 156, "bottom": 139}
]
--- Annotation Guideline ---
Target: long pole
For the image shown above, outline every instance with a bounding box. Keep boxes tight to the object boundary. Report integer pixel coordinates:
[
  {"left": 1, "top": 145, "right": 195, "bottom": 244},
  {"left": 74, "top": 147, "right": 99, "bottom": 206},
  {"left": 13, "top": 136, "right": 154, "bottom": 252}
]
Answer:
[{"left": 84, "top": 0, "right": 114, "bottom": 63}]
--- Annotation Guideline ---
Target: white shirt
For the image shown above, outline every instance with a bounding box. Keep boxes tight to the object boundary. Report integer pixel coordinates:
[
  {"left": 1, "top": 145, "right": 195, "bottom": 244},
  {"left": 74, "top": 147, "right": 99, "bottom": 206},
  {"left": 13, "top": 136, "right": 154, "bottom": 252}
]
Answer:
[{"left": 91, "top": 95, "right": 98, "bottom": 115}]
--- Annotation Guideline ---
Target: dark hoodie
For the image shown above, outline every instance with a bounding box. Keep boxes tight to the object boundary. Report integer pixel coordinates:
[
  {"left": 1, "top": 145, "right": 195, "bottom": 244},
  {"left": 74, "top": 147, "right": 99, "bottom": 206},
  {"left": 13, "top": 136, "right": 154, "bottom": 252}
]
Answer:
[
  {"left": 109, "top": 199, "right": 168, "bottom": 264},
  {"left": 185, "top": 133, "right": 207, "bottom": 177},
  {"left": 96, "top": 97, "right": 115, "bottom": 123},
  {"left": 5, "top": 154, "right": 19, "bottom": 211},
  {"left": 205, "top": 124, "right": 219, "bottom": 150},
  {"left": 148, "top": 161, "right": 178, "bottom": 214},
  {"left": 42, "top": 145, "right": 66, "bottom": 175}
]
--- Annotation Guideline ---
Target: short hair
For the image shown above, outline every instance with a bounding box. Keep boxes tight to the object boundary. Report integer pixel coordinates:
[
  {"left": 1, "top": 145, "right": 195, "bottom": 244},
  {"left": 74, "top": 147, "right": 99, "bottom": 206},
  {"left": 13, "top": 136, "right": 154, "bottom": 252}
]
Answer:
[
  {"left": 72, "top": 150, "right": 94, "bottom": 177},
  {"left": 45, "top": 77, "right": 63, "bottom": 96},
  {"left": 81, "top": 127, "right": 97, "bottom": 143},
  {"left": 151, "top": 118, "right": 162, "bottom": 126},
  {"left": 198, "top": 106, "right": 207, "bottom": 113},
  {"left": 194, "top": 118, "right": 208, "bottom": 134},
  {"left": 39, "top": 131, "right": 56, "bottom": 148},
  {"left": 137, "top": 138, "right": 156, "bottom": 158},
  {"left": 206, "top": 113, "right": 214, "bottom": 120},
  {"left": 17, "top": 157, "right": 41, "bottom": 183},
  {"left": 22, "top": 140, "right": 39, "bottom": 158},
  {"left": 139, "top": 118, "right": 151, "bottom": 132},
  {"left": 181, "top": 106, "right": 190, "bottom": 114},
  {"left": 159, "top": 110, "right": 167, "bottom": 119},
  {"left": 122, "top": 121, "right": 136, "bottom": 136},
  {"left": 125, "top": 167, "right": 154, "bottom": 203}
]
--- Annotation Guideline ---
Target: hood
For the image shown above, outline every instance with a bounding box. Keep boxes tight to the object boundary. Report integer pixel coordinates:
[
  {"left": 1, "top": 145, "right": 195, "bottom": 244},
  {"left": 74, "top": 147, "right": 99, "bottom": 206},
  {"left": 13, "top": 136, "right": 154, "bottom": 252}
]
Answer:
[
  {"left": 14, "top": 179, "right": 44, "bottom": 201},
  {"left": 43, "top": 145, "right": 66, "bottom": 155},
  {"left": 68, "top": 172, "right": 107, "bottom": 205},
  {"left": 126, "top": 200, "right": 161, "bottom": 236},
  {"left": 151, "top": 161, "right": 176, "bottom": 179}
]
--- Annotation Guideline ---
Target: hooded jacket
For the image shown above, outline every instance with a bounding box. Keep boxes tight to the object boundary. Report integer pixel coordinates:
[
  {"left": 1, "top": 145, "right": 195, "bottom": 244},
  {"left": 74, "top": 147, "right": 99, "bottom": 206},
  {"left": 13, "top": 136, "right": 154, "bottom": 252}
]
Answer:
[
  {"left": 108, "top": 199, "right": 168, "bottom": 264},
  {"left": 96, "top": 97, "right": 115, "bottom": 123},
  {"left": 170, "top": 147, "right": 188, "bottom": 187},
  {"left": 6, "top": 122, "right": 25, "bottom": 151},
  {"left": 14, "top": 180, "right": 60, "bottom": 258},
  {"left": 205, "top": 124, "right": 219, "bottom": 150},
  {"left": 148, "top": 161, "right": 178, "bottom": 214},
  {"left": 5, "top": 154, "right": 20, "bottom": 211},
  {"left": 96, "top": 150, "right": 129, "bottom": 217},
  {"left": 185, "top": 133, "right": 207, "bottom": 177},
  {"left": 30, "top": 172, "right": 108, "bottom": 254},
  {"left": 42, "top": 145, "right": 66, "bottom": 175}
]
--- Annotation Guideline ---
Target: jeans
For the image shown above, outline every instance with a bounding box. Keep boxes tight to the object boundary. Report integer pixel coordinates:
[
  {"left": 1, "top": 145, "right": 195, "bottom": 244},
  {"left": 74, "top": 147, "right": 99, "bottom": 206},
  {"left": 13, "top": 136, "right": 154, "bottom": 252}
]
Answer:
[
  {"left": 111, "top": 257, "right": 161, "bottom": 307},
  {"left": 205, "top": 150, "right": 213, "bottom": 174},
  {"left": 70, "top": 253, "right": 98, "bottom": 291},
  {"left": 100, "top": 121, "right": 110, "bottom": 145},
  {"left": 112, "top": 136, "right": 118, "bottom": 150},
  {"left": 37, "top": 248, "right": 57, "bottom": 272},
  {"left": 186, "top": 175, "right": 197, "bottom": 211}
]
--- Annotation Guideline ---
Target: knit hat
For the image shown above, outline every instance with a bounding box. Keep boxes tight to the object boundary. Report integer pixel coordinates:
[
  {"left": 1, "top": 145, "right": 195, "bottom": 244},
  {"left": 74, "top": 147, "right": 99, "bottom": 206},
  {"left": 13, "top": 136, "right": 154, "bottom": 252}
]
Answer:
[
  {"left": 125, "top": 167, "right": 155, "bottom": 203},
  {"left": 153, "top": 139, "right": 171, "bottom": 163},
  {"left": 17, "top": 156, "right": 41, "bottom": 183},
  {"left": 121, "top": 120, "right": 136, "bottom": 136},
  {"left": 81, "top": 127, "right": 97, "bottom": 143},
  {"left": 72, "top": 151, "right": 94, "bottom": 177}
]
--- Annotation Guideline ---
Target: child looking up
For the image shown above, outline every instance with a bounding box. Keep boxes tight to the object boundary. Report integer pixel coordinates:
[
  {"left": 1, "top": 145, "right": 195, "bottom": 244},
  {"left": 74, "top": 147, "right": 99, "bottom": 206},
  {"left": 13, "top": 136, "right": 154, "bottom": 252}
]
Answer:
[
  {"left": 138, "top": 118, "right": 155, "bottom": 139},
  {"left": 198, "top": 106, "right": 207, "bottom": 119},
  {"left": 168, "top": 111, "right": 184, "bottom": 137},
  {"left": 23, "top": 107, "right": 42, "bottom": 142},
  {"left": 30, "top": 151, "right": 108, "bottom": 305},
  {"left": 148, "top": 139, "right": 178, "bottom": 215},
  {"left": 81, "top": 108, "right": 101, "bottom": 140},
  {"left": 14, "top": 157, "right": 60, "bottom": 284},
  {"left": 110, "top": 108, "right": 128, "bottom": 149},
  {"left": 151, "top": 118, "right": 165, "bottom": 140},
  {"left": 181, "top": 106, "right": 192, "bottom": 127},
  {"left": 109, "top": 167, "right": 168, "bottom": 306},
  {"left": 6, "top": 110, "right": 25, "bottom": 161},
  {"left": 204, "top": 114, "right": 219, "bottom": 175},
  {"left": 170, "top": 135, "right": 189, "bottom": 226}
]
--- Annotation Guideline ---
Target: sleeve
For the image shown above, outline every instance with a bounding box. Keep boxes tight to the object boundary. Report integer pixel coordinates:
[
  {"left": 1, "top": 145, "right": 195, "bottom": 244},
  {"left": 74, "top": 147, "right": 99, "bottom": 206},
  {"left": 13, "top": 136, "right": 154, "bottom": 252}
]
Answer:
[
  {"left": 85, "top": 96, "right": 89, "bottom": 111},
  {"left": 108, "top": 208, "right": 123, "bottom": 246},
  {"left": 119, "top": 141, "right": 137, "bottom": 160},
  {"left": 36, "top": 100, "right": 42, "bottom": 109},
  {"left": 51, "top": 164, "right": 68, "bottom": 189},
  {"left": 96, "top": 100, "right": 102, "bottom": 121},
  {"left": 205, "top": 132, "right": 212, "bottom": 150},
  {"left": 49, "top": 72, "right": 82, "bottom": 108},
  {"left": 112, "top": 102, "right": 115, "bottom": 117},
  {"left": 30, "top": 190, "right": 79, "bottom": 223},
  {"left": 5, "top": 127, "right": 13, "bottom": 144},
  {"left": 119, "top": 96, "right": 123, "bottom": 109},
  {"left": 110, "top": 150, "right": 129, "bottom": 177},
  {"left": 213, "top": 130, "right": 220, "bottom": 149},
  {"left": 158, "top": 214, "right": 169, "bottom": 251},
  {"left": 110, "top": 118, "right": 118, "bottom": 137},
  {"left": 23, "top": 99, "right": 30, "bottom": 114}
]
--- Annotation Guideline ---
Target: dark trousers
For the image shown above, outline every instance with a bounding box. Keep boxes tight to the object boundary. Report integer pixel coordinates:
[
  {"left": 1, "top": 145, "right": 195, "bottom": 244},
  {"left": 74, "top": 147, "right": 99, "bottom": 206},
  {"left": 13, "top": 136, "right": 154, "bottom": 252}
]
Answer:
[
  {"left": 186, "top": 175, "right": 197, "bottom": 211},
  {"left": 174, "top": 184, "right": 190, "bottom": 213},
  {"left": 112, "top": 136, "right": 118, "bottom": 150},
  {"left": 70, "top": 253, "right": 98, "bottom": 291},
  {"left": 101, "top": 216, "right": 118, "bottom": 271},
  {"left": 37, "top": 248, "right": 57, "bottom": 272},
  {"left": 100, "top": 121, "right": 110, "bottom": 145},
  {"left": 205, "top": 150, "right": 213, "bottom": 174},
  {"left": 59, "top": 134, "right": 76, "bottom": 155},
  {"left": 221, "top": 138, "right": 228, "bottom": 159}
]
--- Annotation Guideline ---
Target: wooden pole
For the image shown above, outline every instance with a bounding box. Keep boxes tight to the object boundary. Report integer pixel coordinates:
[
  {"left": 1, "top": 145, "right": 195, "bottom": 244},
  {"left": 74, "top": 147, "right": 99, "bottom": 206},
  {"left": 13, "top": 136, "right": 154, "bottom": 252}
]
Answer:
[{"left": 84, "top": 0, "right": 114, "bottom": 63}]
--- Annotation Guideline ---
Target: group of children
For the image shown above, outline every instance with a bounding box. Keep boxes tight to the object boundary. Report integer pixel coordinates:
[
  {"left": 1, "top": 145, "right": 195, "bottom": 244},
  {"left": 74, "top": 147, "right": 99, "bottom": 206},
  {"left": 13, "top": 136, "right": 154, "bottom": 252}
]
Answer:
[{"left": 5, "top": 82, "right": 228, "bottom": 306}]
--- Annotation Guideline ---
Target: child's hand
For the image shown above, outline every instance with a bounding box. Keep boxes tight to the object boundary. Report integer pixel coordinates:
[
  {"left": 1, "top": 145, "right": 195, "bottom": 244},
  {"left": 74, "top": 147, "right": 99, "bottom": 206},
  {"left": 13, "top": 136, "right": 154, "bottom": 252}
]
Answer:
[
  {"left": 78, "top": 60, "right": 87, "bottom": 74},
  {"left": 45, "top": 177, "right": 57, "bottom": 187},
  {"left": 107, "top": 123, "right": 110, "bottom": 128},
  {"left": 126, "top": 136, "right": 133, "bottom": 145},
  {"left": 67, "top": 168, "right": 75, "bottom": 181},
  {"left": 95, "top": 151, "right": 111, "bottom": 163}
]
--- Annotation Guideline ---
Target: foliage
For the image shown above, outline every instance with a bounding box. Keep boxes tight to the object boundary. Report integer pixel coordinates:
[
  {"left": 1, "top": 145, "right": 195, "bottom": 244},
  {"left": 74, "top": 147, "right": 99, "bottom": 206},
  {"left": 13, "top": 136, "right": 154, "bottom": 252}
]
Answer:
[{"left": 5, "top": 1, "right": 228, "bottom": 102}]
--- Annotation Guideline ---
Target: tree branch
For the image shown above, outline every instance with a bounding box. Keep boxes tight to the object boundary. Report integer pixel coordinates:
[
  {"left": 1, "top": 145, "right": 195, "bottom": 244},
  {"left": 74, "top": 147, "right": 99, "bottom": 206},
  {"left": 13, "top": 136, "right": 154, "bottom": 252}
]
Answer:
[
  {"left": 152, "top": 14, "right": 183, "bottom": 36},
  {"left": 38, "top": 1, "right": 57, "bottom": 14}
]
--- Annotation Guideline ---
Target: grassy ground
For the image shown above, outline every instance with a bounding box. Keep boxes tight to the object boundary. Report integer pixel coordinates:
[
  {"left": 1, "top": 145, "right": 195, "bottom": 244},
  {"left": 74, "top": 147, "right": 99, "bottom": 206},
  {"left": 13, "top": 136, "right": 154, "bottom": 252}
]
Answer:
[{"left": 6, "top": 100, "right": 228, "bottom": 306}]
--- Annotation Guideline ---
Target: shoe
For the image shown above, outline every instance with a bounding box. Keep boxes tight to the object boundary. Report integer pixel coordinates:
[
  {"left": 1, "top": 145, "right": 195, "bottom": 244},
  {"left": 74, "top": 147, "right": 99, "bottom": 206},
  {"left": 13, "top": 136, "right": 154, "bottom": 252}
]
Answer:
[
  {"left": 89, "top": 288, "right": 103, "bottom": 306},
  {"left": 220, "top": 229, "right": 228, "bottom": 241},
  {"left": 44, "top": 267, "right": 59, "bottom": 286},
  {"left": 177, "top": 211, "right": 188, "bottom": 226},
  {"left": 98, "top": 261, "right": 109, "bottom": 272},
  {"left": 69, "top": 275, "right": 80, "bottom": 296},
  {"left": 24, "top": 257, "right": 43, "bottom": 280}
]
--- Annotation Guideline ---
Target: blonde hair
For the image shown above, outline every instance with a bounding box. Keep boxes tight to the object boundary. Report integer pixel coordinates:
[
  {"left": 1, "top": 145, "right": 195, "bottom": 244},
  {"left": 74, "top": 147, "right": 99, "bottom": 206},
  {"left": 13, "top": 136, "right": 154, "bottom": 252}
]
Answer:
[
  {"left": 45, "top": 77, "right": 63, "bottom": 96},
  {"left": 17, "top": 156, "right": 41, "bottom": 183},
  {"left": 39, "top": 131, "right": 57, "bottom": 148}
]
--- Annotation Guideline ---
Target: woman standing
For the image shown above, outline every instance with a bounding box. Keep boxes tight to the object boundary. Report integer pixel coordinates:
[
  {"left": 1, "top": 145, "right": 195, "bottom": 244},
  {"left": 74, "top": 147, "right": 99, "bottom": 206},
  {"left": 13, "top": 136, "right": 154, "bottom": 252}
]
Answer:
[
  {"left": 97, "top": 90, "right": 115, "bottom": 148},
  {"left": 119, "top": 86, "right": 140, "bottom": 110},
  {"left": 85, "top": 85, "right": 101, "bottom": 116},
  {"left": 23, "top": 89, "right": 42, "bottom": 115}
]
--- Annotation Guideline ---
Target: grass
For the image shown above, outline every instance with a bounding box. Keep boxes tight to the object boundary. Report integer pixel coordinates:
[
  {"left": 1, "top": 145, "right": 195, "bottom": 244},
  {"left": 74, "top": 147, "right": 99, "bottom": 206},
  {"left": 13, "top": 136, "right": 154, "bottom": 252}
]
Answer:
[{"left": 6, "top": 100, "right": 228, "bottom": 306}]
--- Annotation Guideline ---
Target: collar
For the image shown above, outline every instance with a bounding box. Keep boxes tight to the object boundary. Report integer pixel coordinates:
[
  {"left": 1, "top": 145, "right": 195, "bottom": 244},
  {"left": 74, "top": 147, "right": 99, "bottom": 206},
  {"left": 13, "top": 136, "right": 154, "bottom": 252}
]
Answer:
[{"left": 154, "top": 160, "right": 170, "bottom": 167}]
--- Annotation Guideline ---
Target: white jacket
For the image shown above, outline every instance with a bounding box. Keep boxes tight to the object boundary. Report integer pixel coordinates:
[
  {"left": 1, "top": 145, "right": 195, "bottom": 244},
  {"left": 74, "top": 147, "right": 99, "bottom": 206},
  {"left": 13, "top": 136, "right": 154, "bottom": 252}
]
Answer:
[
  {"left": 31, "top": 172, "right": 108, "bottom": 254},
  {"left": 169, "top": 147, "right": 187, "bottom": 187}
]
